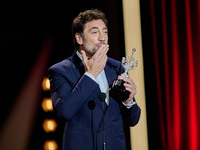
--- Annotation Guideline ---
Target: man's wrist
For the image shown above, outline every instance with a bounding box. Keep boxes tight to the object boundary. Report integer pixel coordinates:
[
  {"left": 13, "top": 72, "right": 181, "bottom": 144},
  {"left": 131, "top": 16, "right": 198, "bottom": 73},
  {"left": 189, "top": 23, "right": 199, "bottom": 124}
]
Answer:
[
  {"left": 123, "top": 99, "right": 133, "bottom": 105},
  {"left": 122, "top": 99, "right": 136, "bottom": 109},
  {"left": 85, "top": 72, "right": 98, "bottom": 83}
]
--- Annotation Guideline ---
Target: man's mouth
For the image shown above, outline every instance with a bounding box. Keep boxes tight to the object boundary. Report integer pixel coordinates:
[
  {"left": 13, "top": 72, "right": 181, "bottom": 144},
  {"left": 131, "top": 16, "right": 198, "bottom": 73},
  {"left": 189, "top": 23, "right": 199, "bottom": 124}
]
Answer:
[
  {"left": 96, "top": 42, "right": 106, "bottom": 48},
  {"left": 97, "top": 45, "right": 103, "bottom": 48}
]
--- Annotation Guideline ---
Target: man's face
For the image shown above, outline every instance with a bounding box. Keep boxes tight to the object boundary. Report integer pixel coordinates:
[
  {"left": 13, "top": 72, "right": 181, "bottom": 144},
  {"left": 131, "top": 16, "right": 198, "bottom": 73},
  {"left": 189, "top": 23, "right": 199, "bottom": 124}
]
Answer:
[{"left": 79, "top": 19, "right": 108, "bottom": 58}]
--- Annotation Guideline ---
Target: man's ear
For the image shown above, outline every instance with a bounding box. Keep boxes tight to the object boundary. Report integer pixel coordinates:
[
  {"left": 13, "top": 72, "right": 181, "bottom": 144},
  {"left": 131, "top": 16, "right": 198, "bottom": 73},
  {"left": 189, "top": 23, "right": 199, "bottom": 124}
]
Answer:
[{"left": 75, "top": 33, "right": 83, "bottom": 45}]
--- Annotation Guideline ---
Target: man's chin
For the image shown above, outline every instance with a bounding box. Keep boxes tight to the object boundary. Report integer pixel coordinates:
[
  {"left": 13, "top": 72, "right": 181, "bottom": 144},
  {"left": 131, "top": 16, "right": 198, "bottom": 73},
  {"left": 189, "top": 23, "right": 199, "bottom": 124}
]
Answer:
[{"left": 92, "top": 47, "right": 98, "bottom": 55}]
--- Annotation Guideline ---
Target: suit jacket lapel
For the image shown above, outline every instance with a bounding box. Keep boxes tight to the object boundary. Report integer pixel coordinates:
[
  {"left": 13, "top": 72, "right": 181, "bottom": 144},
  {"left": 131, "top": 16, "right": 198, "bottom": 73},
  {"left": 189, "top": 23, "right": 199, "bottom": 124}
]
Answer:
[
  {"left": 104, "top": 60, "right": 121, "bottom": 114},
  {"left": 104, "top": 61, "right": 119, "bottom": 88},
  {"left": 98, "top": 63, "right": 118, "bottom": 131},
  {"left": 71, "top": 51, "right": 85, "bottom": 78}
]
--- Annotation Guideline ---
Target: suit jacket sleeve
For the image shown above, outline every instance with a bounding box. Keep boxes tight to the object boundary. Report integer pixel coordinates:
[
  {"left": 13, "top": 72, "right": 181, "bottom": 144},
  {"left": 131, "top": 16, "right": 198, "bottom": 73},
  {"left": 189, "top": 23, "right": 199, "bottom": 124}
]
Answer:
[
  {"left": 119, "top": 101, "right": 141, "bottom": 127},
  {"left": 48, "top": 64, "right": 99, "bottom": 121}
]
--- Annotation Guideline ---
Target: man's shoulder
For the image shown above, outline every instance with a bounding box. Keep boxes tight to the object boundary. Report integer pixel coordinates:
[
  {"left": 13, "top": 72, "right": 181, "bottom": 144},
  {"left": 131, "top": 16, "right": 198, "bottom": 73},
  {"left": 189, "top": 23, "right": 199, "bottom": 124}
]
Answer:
[
  {"left": 48, "top": 57, "right": 73, "bottom": 73},
  {"left": 106, "top": 57, "right": 124, "bottom": 74},
  {"left": 107, "top": 57, "right": 122, "bottom": 68}
]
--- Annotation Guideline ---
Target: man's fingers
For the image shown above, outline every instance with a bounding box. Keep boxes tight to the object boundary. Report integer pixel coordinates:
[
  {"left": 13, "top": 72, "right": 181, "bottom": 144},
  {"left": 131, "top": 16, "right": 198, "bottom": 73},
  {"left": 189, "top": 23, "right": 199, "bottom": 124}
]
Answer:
[
  {"left": 94, "top": 45, "right": 109, "bottom": 58},
  {"left": 101, "top": 45, "right": 109, "bottom": 56},
  {"left": 118, "top": 76, "right": 137, "bottom": 95},
  {"left": 100, "top": 45, "right": 109, "bottom": 64},
  {"left": 124, "top": 82, "right": 137, "bottom": 97},
  {"left": 123, "top": 77, "right": 135, "bottom": 85},
  {"left": 93, "top": 45, "right": 105, "bottom": 57}
]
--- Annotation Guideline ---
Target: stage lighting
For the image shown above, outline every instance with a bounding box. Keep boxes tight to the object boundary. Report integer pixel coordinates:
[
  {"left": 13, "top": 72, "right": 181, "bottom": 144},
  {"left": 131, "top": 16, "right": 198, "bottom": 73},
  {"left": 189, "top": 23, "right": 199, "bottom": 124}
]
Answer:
[
  {"left": 42, "top": 98, "right": 54, "bottom": 112},
  {"left": 43, "top": 140, "right": 58, "bottom": 150},
  {"left": 42, "top": 119, "right": 57, "bottom": 133},
  {"left": 42, "top": 77, "right": 50, "bottom": 91}
]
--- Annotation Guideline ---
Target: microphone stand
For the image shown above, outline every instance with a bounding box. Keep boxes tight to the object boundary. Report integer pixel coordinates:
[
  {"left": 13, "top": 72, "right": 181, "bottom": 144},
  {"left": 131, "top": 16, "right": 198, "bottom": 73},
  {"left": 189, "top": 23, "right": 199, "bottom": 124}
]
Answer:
[
  {"left": 88, "top": 100, "right": 96, "bottom": 150},
  {"left": 98, "top": 93, "right": 107, "bottom": 150},
  {"left": 102, "top": 100, "right": 106, "bottom": 150}
]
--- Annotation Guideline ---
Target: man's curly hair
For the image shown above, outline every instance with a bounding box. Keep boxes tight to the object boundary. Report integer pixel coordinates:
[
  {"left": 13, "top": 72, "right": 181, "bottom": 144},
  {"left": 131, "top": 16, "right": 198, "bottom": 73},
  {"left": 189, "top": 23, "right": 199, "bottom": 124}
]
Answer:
[{"left": 72, "top": 9, "right": 108, "bottom": 50}]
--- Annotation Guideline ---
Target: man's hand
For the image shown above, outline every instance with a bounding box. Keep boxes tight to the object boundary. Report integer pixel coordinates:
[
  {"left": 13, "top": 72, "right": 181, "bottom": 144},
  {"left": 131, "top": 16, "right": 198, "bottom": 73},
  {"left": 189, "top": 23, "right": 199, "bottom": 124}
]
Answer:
[
  {"left": 118, "top": 76, "right": 137, "bottom": 105},
  {"left": 81, "top": 45, "right": 109, "bottom": 78}
]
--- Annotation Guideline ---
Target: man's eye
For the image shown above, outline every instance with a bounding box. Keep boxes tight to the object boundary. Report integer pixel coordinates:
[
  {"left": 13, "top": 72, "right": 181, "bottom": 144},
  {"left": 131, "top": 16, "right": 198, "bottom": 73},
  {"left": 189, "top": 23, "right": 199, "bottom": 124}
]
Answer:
[{"left": 92, "top": 31, "right": 97, "bottom": 34}]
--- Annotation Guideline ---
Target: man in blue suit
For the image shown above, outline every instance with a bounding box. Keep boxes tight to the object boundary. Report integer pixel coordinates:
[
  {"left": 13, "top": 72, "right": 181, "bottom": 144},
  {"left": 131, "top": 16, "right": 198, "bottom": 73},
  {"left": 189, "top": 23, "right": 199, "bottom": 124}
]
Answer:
[{"left": 48, "top": 9, "right": 141, "bottom": 150}]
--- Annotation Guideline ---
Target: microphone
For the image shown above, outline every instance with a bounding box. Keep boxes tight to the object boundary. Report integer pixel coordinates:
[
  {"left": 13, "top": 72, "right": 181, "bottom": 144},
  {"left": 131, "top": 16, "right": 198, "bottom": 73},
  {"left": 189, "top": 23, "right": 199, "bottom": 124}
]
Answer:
[
  {"left": 98, "top": 92, "right": 106, "bottom": 102},
  {"left": 98, "top": 92, "right": 106, "bottom": 150},
  {"left": 88, "top": 100, "right": 96, "bottom": 110},
  {"left": 88, "top": 100, "right": 96, "bottom": 150}
]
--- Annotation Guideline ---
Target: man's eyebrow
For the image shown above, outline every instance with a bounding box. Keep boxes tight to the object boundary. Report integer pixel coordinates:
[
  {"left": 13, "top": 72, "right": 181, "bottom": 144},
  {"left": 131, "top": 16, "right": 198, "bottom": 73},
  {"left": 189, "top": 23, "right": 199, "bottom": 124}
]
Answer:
[
  {"left": 89, "top": 27, "right": 108, "bottom": 31},
  {"left": 89, "top": 27, "right": 98, "bottom": 31}
]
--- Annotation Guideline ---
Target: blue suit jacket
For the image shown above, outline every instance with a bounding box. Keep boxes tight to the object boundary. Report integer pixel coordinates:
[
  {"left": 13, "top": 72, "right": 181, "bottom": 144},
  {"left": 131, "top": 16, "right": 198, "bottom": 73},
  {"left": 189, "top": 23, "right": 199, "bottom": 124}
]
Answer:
[{"left": 48, "top": 51, "right": 141, "bottom": 150}]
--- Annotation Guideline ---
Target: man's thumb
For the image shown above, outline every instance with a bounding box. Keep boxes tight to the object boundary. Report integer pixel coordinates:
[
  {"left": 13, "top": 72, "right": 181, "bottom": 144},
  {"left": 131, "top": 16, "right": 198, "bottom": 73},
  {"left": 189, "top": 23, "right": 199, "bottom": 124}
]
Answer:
[{"left": 81, "top": 50, "right": 87, "bottom": 62}]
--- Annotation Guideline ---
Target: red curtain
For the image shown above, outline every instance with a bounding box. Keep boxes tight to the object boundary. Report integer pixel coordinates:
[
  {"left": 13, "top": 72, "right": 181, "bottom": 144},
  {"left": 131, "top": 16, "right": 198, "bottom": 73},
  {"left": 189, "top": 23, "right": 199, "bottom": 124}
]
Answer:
[{"left": 146, "top": 0, "right": 200, "bottom": 149}]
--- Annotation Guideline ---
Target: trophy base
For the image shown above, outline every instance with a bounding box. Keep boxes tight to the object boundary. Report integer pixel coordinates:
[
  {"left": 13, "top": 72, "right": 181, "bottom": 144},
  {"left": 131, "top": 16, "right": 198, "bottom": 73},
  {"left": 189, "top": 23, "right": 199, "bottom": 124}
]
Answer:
[{"left": 109, "top": 79, "right": 130, "bottom": 101}]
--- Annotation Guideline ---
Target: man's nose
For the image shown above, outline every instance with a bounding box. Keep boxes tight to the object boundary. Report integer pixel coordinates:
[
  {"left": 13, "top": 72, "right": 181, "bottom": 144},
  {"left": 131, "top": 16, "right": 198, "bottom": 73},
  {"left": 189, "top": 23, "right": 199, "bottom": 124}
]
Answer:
[{"left": 98, "top": 32, "right": 105, "bottom": 41}]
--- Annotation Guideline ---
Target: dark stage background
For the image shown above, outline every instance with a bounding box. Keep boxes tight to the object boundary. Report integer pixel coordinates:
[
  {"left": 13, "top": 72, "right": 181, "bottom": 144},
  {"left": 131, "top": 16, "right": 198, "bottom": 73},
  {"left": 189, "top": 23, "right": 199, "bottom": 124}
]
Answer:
[
  {"left": 1, "top": 1, "right": 126, "bottom": 150},
  {"left": 1, "top": 0, "right": 200, "bottom": 150}
]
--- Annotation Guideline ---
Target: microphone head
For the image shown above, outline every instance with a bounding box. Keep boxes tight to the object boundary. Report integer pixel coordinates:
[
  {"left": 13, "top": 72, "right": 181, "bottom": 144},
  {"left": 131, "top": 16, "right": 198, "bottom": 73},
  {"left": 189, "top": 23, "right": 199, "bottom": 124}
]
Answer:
[
  {"left": 98, "top": 92, "right": 106, "bottom": 102},
  {"left": 87, "top": 100, "right": 96, "bottom": 110}
]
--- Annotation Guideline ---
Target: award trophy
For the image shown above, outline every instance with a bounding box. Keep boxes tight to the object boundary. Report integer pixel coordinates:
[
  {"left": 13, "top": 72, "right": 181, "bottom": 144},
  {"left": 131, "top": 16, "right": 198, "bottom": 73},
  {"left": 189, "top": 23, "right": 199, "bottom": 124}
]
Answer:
[{"left": 109, "top": 48, "right": 138, "bottom": 101}]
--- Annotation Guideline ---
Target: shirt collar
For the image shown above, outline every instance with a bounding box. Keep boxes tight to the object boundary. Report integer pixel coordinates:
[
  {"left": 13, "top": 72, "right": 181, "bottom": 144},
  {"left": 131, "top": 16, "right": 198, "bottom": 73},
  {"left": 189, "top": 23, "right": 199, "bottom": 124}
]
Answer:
[{"left": 76, "top": 50, "right": 83, "bottom": 60}]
